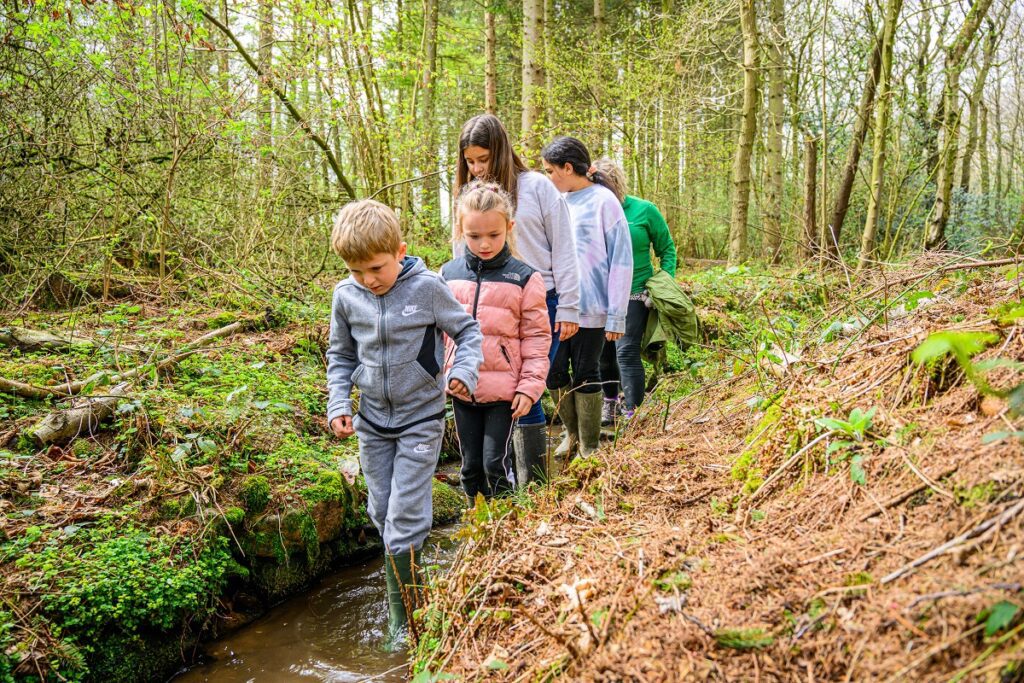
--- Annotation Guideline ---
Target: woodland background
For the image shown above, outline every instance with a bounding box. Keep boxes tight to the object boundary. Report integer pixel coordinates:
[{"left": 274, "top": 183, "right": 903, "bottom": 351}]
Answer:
[{"left": 2, "top": 0, "right": 1023, "bottom": 303}]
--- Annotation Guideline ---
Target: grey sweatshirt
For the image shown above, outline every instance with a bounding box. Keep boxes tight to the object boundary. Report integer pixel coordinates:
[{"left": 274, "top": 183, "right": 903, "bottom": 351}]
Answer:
[
  {"left": 514, "top": 171, "right": 581, "bottom": 324},
  {"left": 326, "top": 257, "right": 483, "bottom": 431}
]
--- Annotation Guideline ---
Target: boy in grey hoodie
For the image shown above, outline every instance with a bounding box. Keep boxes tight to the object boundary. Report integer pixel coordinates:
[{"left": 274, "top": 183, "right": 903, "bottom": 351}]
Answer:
[{"left": 326, "top": 200, "right": 482, "bottom": 647}]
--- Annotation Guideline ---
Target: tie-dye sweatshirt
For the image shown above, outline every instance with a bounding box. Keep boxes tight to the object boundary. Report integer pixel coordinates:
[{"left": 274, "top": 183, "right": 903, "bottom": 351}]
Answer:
[{"left": 563, "top": 184, "right": 633, "bottom": 334}]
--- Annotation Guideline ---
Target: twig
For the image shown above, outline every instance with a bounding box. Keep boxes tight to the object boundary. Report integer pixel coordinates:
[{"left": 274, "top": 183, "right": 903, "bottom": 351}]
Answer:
[
  {"left": 906, "top": 582, "right": 1023, "bottom": 611},
  {"left": 895, "top": 449, "right": 955, "bottom": 501},
  {"left": 859, "top": 466, "right": 959, "bottom": 521},
  {"left": 860, "top": 257, "right": 1021, "bottom": 301},
  {"left": 881, "top": 497, "right": 1024, "bottom": 584},
  {"left": 750, "top": 430, "right": 836, "bottom": 501}
]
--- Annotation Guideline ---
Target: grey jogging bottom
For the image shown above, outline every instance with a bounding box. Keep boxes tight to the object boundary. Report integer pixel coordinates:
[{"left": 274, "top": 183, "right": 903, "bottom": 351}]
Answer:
[{"left": 354, "top": 413, "right": 444, "bottom": 554}]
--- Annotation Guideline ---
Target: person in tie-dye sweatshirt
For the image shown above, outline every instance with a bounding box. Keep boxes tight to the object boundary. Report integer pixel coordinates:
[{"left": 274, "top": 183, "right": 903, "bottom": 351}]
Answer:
[{"left": 540, "top": 136, "right": 633, "bottom": 459}]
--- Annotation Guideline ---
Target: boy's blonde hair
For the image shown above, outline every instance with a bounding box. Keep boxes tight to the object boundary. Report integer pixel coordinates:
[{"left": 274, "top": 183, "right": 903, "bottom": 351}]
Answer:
[
  {"left": 331, "top": 199, "right": 403, "bottom": 262},
  {"left": 591, "top": 157, "right": 627, "bottom": 204},
  {"left": 454, "top": 181, "right": 516, "bottom": 251}
]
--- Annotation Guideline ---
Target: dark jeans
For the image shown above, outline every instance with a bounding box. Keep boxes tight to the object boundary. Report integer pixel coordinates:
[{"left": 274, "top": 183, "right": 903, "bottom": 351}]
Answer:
[
  {"left": 520, "top": 290, "right": 561, "bottom": 426},
  {"left": 453, "top": 400, "right": 515, "bottom": 498},
  {"left": 599, "top": 299, "right": 649, "bottom": 409},
  {"left": 547, "top": 326, "right": 605, "bottom": 394}
]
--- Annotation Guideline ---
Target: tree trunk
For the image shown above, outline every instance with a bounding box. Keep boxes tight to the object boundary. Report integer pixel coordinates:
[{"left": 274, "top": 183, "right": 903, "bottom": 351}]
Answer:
[
  {"left": 979, "top": 103, "right": 991, "bottom": 217},
  {"left": 827, "top": 30, "right": 882, "bottom": 260},
  {"left": 925, "top": 0, "right": 995, "bottom": 250},
  {"left": 485, "top": 9, "right": 497, "bottom": 113},
  {"left": 218, "top": 0, "right": 230, "bottom": 79},
  {"left": 522, "top": 0, "right": 544, "bottom": 161},
  {"left": 544, "top": 0, "right": 554, "bottom": 127},
  {"left": 995, "top": 77, "right": 1003, "bottom": 210},
  {"left": 257, "top": 0, "right": 273, "bottom": 183},
  {"left": 421, "top": 0, "right": 440, "bottom": 218},
  {"left": 762, "top": 0, "right": 786, "bottom": 264},
  {"left": 958, "top": 9, "right": 1005, "bottom": 193},
  {"left": 800, "top": 137, "right": 818, "bottom": 260},
  {"left": 727, "top": 0, "right": 759, "bottom": 264},
  {"left": 857, "top": 0, "right": 903, "bottom": 270}
]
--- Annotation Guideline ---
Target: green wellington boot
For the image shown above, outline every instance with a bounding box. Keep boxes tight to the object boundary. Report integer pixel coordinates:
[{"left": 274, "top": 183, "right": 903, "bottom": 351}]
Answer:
[
  {"left": 513, "top": 423, "right": 548, "bottom": 487},
  {"left": 550, "top": 387, "right": 578, "bottom": 459},
  {"left": 383, "top": 551, "right": 420, "bottom": 651},
  {"left": 575, "top": 391, "right": 604, "bottom": 456}
]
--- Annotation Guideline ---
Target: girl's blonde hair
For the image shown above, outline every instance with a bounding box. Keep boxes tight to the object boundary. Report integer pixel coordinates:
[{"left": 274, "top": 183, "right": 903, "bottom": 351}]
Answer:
[
  {"left": 454, "top": 180, "right": 517, "bottom": 252},
  {"left": 591, "top": 157, "right": 628, "bottom": 204}
]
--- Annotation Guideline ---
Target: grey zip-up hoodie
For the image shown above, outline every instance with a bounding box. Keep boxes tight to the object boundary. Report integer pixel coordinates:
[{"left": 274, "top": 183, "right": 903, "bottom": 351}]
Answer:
[{"left": 326, "top": 256, "right": 483, "bottom": 431}]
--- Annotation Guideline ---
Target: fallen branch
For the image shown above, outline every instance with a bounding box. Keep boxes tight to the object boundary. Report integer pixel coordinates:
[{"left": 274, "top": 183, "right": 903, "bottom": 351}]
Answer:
[
  {"left": 0, "top": 326, "right": 147, "bottom": 355},
  {"left": 881, "top": 497, "right": 1024, "bottom": 584},
  {"left": 0, "top": 376, "right": 69, "bottom": 400},
  {"left": 859, "top": 465, "right": 959, "bottom": 521},
  {"left": 749, "top": 430, "right": 835, "bottom": 502},
  {"left": 8, "top": 322, "right": 241, "bottom": 398},
  {"left": 860, "top": 257, "right": 1020, "bottom": 302},
  {"left": 21, "top": 323, "right": 242, "bottom": 445},
  {"left": 26, "top": 383, "right": 131, "bottom": 446}
]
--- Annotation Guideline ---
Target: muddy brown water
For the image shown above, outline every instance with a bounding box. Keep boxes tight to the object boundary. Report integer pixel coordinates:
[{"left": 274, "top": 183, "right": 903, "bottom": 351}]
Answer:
[{"left": 172, "top": 526, "right": 460, "bottom": 683}]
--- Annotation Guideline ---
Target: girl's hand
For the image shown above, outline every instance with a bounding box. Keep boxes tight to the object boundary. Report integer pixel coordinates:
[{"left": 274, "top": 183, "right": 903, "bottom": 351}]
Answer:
[
  {"left": 511, "top": 393, "right": 533, "bottom": 418},
  {"left": 555, "top": 321, "right": 579, "bottom": 341},
  {"left": 331, "top": 415, "right": 355, "bottom": 439},
  {"left": 448, "top": 379, "right": 472, "bottom": 401},
  {"left": 605, "top": 331, "right": 623, "bottom": 342}
]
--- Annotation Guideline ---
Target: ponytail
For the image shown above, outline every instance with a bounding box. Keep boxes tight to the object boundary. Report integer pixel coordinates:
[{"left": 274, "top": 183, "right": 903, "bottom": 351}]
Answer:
[{"left": 541, "top": 136, "right": 621, "bottom": 200}]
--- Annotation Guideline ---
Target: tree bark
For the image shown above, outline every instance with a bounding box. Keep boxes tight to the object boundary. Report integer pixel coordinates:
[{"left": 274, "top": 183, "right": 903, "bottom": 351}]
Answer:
[
  {"left": 257, "top": 0, "right": 273, "bottom": 183},
  {"left": 762, "top": 0, "right": 786, "bottom": 264},
  {"left": 827, "top": 29, "right": 883, "bottom": 261},
  {"left": 857, "top": 0, "right": 903, "bottom": 270},
  {"left": 800, "top": 137, "right": 818, "bottom": 260},
  {"left": 980, "top": 103, "right": 990, "bottom": 207},
  {"left": 485, "top": 9, "right": 497, "bottom": 113},
  {"left": 421, "top": 0, "right": 440, "bottom": 218},
  {"left": 924, "top": 0, "right": 995, "bottom": 250},
  {"left": 0, "top": 327, "right": 146, "bottom": 355},
  {"left": 728, "top": 0, "right": 759, "bottom": 264},
  {"left": 959, "top": 9, "right": 1005, "bottom": 193},
  {"left": 522, "top": 0, "right": 544, "bottom": 161},
  {"left": 27, "top": 383, "right": 131, "bottom": 446}
]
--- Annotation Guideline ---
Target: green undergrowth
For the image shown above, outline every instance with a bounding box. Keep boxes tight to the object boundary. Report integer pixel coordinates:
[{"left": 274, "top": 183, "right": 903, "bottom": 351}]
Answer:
[{"left": 0, "top": 291, "right": 409, "bottom": 681}]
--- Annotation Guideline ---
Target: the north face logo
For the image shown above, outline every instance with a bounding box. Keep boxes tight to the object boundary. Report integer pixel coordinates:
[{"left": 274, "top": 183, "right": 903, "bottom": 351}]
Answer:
[
  {"left": 502, "top": 273, "right": 522, "bottom": 282},
  {"left": 401, "top": 305, "right": 419, "bottom": 316}
]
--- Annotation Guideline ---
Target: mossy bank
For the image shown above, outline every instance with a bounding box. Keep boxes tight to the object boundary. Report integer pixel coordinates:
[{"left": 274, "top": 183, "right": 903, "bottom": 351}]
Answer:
[{"left": 0, "top": 296, "right": 465, "bottom": 682}]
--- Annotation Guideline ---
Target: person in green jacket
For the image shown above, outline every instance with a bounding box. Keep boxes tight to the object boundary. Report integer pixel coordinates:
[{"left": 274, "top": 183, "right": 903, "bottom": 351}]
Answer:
[{"left": 593, "top": 158, "right": 677, "bottom": 421}]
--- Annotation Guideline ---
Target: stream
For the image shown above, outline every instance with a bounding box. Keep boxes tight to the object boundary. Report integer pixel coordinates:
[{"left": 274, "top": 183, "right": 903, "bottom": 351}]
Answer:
[{"left": 171, "top": 526, "right": 460, "bottom": 683}]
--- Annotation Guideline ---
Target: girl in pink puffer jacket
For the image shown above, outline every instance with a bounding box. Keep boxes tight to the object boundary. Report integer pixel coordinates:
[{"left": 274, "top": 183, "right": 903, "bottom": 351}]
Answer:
[{"left": 442, "top": 181, "right": 552, "bottom": 499}]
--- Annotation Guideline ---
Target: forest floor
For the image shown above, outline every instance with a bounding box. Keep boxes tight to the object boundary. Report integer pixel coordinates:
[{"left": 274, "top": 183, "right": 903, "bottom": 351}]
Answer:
[
  {"left": 0, "top": 288, "right": 465, "bottom": 682},
  {"left": 414, "top": 254, "right": 1024, "bottom": 682}
]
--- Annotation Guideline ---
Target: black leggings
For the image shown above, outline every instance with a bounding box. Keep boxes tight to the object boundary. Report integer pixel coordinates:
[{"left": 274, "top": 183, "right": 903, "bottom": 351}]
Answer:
[
  {"left": 600, "top": 299, "right": 650, "bottom": 409},
  {"left": 547, "top": 326, "right": 606, "bottom": 394},
  {"left": 453, "top": 400, "right": 515, "bottom": 499}
]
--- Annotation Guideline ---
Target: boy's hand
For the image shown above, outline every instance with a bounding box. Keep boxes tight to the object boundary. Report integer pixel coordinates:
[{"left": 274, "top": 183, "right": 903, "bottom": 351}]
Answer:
[
  {"left": 605, "top": 331, "right": 623, "bottom": 342},
  {"left": 511, "top": 393, "right": 533, "bottom": 418},
  {"left": 330, "top": 415, "right": 355, "bottom": 439},
  {"left": 448, "top": 378, "right": 471, "bottom": 401}
]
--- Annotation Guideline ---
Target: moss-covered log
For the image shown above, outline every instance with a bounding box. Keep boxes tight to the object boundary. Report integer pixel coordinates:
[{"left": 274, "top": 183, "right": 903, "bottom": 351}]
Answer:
[{"left": 26, "top": 382, "right": 130, "bottom": 446}]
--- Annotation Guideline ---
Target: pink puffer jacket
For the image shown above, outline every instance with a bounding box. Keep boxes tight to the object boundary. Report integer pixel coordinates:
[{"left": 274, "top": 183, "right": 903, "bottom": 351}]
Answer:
[{"left": 440, "top": 246, "right": 551, "bottom": 404}]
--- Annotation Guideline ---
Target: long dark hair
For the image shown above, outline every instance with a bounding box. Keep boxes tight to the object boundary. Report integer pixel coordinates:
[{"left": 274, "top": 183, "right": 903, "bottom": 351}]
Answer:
[
  {"left": 541, "top": 136, "right": 619, "bottom": 198},
  {"left": 454, "top": 114, "right": 529, "bottom": 205}
]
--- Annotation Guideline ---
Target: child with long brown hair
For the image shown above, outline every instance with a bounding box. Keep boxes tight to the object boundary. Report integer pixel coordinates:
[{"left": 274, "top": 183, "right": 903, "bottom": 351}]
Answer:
[{"left": 454, "top": 114, "right": 579, "bottom": 484}]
